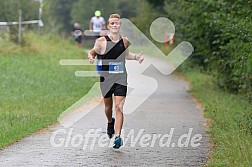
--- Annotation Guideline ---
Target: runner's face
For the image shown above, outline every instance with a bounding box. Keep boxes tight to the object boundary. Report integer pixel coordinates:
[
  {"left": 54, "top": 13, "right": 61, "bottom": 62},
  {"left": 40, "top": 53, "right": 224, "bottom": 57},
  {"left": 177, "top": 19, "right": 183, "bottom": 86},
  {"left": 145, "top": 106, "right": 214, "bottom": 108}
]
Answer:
[{"left": 108, "top": 18, "right": 121, "bottom": 33}]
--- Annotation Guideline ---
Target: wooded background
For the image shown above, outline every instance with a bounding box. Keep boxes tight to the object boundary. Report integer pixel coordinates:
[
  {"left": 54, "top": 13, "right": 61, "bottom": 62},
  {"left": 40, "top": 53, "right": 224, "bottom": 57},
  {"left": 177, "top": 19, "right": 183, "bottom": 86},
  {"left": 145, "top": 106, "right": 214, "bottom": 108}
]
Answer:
[{"left": 0, "top": 0, "right": 251, "bottom": 100}]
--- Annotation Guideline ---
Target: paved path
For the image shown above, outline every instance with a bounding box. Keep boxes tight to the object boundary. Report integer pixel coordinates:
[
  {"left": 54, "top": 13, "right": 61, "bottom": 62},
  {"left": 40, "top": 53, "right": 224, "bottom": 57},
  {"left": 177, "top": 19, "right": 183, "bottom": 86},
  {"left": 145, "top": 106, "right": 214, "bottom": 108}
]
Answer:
[{"left": 0, "top": 56, "right": 209, "bottom": 167}]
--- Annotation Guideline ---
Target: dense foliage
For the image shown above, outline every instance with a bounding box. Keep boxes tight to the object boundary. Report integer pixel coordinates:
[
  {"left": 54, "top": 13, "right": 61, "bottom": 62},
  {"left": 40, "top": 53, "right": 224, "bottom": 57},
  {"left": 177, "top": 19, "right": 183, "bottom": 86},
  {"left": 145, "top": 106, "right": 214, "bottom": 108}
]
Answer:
[
  {"left": 164, "top": 0, "right": 252, "bottom": 100},
  {"left": 44, "top": 0, "right": 141, "bottom": 32}
]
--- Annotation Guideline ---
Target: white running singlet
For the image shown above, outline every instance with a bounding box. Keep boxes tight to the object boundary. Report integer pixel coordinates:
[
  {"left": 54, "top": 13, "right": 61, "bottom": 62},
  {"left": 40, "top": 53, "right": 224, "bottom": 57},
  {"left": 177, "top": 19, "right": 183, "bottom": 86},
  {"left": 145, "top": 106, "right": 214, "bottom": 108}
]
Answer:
[{"left": 90, "top": 16, "right": 105, "bottom": 32}]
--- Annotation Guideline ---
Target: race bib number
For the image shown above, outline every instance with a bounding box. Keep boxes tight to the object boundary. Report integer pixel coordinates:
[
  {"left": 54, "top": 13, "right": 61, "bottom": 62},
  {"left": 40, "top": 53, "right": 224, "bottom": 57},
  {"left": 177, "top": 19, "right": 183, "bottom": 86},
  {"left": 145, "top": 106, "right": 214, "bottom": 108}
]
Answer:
[
  {"left": 109, "top": 62, "right": 124, "bottom": 74},
  {"left": 74, "top": 30, "right": 81, "bottom": 37},
  {"left": 94, "top": 23, "right": 102, "bottom": 29}
]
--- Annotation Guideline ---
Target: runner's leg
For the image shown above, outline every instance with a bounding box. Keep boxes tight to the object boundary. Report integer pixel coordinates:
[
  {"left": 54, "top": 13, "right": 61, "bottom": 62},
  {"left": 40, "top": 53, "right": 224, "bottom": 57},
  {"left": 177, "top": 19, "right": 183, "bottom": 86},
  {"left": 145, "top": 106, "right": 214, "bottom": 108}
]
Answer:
[
  {"left": 104, "top": 97, "right": 113, "bottom": 123},
  {"left": 114, "top": 96, "right": 125, "bottom": 136}
]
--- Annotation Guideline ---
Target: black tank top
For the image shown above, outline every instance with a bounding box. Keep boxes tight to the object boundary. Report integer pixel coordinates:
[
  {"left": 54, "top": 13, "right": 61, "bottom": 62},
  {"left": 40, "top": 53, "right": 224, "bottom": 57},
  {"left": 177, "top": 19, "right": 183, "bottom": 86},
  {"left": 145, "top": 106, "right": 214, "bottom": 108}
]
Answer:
[{"left": 97, "top": 35, "right": 127, "bottom": 84}]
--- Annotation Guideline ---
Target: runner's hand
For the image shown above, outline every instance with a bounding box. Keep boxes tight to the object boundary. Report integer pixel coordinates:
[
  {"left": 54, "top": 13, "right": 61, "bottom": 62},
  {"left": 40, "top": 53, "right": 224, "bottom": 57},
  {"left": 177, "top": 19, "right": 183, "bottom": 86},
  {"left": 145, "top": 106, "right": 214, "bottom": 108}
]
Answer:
[
  {"left": 89, "top": 57, "right": 94, "bottom": 64},
  {"left": 136, "top": 51, "right": 144, "bottom": 64}
]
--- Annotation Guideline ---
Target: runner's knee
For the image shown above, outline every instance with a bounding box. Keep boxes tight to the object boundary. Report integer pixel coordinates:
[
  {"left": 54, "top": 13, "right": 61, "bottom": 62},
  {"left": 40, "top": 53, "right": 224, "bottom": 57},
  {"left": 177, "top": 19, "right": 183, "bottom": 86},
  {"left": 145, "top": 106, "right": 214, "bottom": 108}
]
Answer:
[
  {"left": 105, "top": 105, "right": 112, "bottom": 112},
  {"left": 115, "top": 104, "right": 123, "bottom": 112}
]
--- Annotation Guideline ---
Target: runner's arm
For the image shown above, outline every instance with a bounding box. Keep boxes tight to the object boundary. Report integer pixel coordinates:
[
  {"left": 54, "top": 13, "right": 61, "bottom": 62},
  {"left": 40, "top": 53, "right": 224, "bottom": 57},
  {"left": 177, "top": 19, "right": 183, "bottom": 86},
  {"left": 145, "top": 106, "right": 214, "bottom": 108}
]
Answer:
[
  {"left": 123, "top": 37, "right": 144, "bottom": 63},
  {"left": 127, "top": 52, "right": 144, "bottom": 64},
  {"left": 88, "top": 49, "right": 96, "bottom": 64},
  {"left": 102, "top": 17, "right": 106, "bottom": 30},
  {"left": 88, "top": 40, "right": 101, "bottom": 64},
  {"left": 89, "top": 18, "right": 93, "bottom": 30}
]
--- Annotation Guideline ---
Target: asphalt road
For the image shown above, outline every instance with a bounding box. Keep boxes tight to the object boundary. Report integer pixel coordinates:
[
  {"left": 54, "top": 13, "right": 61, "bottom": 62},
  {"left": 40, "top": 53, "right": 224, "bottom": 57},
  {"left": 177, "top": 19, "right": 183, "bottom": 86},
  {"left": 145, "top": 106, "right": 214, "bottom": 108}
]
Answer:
[{"left": 0, "top": 56, "right": 209, "bottom": 167}]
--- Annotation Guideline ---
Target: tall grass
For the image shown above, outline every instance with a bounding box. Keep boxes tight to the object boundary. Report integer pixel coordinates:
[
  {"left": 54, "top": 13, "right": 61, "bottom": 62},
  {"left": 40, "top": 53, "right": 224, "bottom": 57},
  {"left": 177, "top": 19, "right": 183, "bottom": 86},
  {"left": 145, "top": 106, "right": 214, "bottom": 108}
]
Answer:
[
  {"left": 183, "top": 69, "right": 252, "bottom": 166},
  {"left": 0, "top": 33, "right": 98, "bottom": 148}
]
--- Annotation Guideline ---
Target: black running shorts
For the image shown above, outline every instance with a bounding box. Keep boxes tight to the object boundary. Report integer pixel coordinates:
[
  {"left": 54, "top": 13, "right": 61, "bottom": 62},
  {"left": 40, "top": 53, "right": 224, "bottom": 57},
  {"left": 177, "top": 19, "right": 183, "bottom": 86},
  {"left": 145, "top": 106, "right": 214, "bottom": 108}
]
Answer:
[{"left": 101, "top": 83, "right": 127, "bottom": 98}]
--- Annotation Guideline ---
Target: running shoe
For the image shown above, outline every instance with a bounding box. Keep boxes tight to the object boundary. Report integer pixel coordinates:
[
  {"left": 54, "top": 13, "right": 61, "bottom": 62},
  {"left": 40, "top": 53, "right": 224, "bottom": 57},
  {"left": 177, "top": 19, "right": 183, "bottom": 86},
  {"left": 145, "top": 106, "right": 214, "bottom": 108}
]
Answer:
[
  {"left": 113, "top": 136, "right": 123, "bottom": 149},
  {"left": 107, "top": 117, "right": 115, "bottom": 139}
]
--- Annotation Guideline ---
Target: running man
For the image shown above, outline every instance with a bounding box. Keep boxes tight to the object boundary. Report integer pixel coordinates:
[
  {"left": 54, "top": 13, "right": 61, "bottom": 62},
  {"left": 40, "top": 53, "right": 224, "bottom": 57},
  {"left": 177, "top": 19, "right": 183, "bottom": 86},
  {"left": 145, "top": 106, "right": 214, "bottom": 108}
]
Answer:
[
  {"left": 89, "top": 10, "right": 106, "bottom": 39},
  {"left": 72, "top": 22, "right": 83, "bottom": 48},
  {"left": 88, "top": 13, "right": 144, "bottom": 149}
]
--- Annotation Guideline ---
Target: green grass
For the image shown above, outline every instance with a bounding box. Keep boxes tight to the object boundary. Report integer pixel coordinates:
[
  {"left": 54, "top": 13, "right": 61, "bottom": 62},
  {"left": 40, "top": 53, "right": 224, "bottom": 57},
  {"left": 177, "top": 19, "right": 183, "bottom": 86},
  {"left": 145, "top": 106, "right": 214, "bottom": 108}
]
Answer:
[
  {"left": 182, "top": 69, "right": 252, "bottom": 167},
  {"left": 0, "top": 33, "right": 98, "bottom": 148}
]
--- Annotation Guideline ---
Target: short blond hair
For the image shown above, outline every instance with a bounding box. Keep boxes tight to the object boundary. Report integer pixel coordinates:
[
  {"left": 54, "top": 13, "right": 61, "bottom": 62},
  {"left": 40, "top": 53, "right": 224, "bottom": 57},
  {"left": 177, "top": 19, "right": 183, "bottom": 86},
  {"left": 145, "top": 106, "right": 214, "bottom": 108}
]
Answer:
[{"left": 108, "top": 13, "right": 121, "bottom": 23}]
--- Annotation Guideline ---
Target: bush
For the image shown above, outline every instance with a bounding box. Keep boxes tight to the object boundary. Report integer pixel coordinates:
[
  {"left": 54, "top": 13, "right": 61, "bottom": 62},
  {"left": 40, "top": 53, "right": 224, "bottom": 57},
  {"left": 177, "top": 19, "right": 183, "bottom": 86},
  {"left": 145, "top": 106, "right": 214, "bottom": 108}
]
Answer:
[{"left": 164, "top": 0, "right": 252, "bottom": 100}]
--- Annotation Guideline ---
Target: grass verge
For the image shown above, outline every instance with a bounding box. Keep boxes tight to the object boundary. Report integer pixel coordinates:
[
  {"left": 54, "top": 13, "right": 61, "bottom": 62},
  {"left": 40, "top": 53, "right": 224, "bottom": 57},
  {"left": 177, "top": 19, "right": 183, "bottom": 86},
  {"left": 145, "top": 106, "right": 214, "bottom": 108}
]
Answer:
[
  {"left": 0, "top": 33, "right": 98, "bottom": 148},
  {"left": 182, "top": 69, "right": 252, "bottom": 166}
]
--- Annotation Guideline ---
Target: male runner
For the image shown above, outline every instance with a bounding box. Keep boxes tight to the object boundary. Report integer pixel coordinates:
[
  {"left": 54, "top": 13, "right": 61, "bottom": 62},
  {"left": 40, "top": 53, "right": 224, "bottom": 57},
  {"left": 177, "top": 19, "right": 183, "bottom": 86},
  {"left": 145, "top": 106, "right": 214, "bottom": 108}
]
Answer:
[
  {"left": 88, "top": 13, "right": 144, "bottom": 149},
  {"left": 89, "top": 10, "right": 106, "bottom": 38},
  {"left": 72, "top": 22, "right": 83, "bottom": 48}
]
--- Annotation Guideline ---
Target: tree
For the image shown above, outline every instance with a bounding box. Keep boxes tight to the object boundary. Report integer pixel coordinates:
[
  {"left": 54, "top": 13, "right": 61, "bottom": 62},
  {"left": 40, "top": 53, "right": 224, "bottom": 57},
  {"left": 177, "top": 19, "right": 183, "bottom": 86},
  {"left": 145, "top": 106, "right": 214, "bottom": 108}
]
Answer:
[
  {"left": 44, "top": 0, "right": 78, "bottom": 33},
  {"left": 163, "top": 0, "right": 252, "bottom": 99}
]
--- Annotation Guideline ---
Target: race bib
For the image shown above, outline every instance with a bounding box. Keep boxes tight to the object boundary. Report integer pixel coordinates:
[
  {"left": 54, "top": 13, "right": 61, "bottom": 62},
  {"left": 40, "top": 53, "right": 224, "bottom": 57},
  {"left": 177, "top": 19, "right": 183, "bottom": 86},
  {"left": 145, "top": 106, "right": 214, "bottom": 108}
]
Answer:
[
  {"left": 109, "top": 62, "right": 124, "bottom": 74},
  {"left": 96, "top": 60, "right": 102, "bottom": 74},
  {"left": 73, "top": 30, "right": 81, "bottom": 37},
  {"left": 94, "top": 23, "right": 102, "bottom": 29}
]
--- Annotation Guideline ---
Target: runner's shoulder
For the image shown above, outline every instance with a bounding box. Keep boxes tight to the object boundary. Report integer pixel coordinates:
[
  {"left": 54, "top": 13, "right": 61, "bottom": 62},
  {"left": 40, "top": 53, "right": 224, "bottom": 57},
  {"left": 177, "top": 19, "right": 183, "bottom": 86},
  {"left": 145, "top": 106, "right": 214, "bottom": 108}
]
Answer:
[
  {"left": 96, "top": 36, "right": 106, "bottom": 42},
  {"left": 122, "top": 37, "right": 130, "bottom": 48},
  {"left": 95, "top": 36, "right": 106, "bottom": 48}
]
